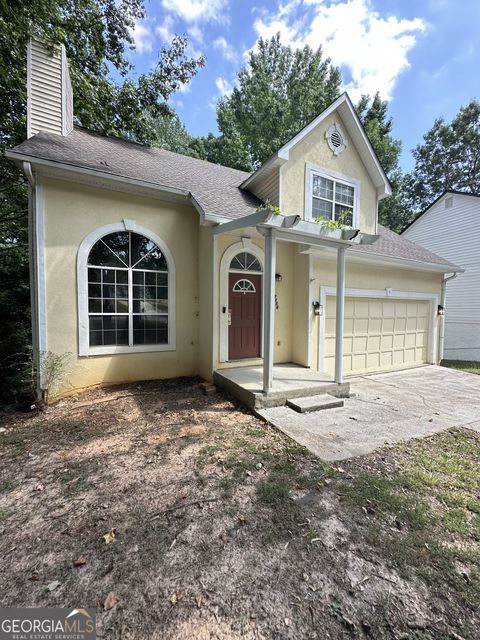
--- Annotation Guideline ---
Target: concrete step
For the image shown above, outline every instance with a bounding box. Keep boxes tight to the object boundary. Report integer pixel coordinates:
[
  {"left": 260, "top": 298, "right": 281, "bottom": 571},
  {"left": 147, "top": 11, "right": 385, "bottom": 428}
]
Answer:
[{"left": 286, "top": 393, "right": 344, "bottom": 413}]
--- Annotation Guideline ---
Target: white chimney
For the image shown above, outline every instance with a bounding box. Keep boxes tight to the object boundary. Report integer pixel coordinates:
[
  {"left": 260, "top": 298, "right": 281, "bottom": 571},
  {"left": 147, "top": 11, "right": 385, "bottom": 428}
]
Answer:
[{"left": 27, "top": 38, "right": 73, "bottom": 138}]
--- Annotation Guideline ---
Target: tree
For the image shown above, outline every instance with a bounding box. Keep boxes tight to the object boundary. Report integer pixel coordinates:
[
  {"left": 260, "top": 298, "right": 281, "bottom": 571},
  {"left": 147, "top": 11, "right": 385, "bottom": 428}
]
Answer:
[
  {"left": 356, "top": 93, "right": 410, "bottom": 232},
  {"left": 212, "top": 34, "right": 341, "bottom": 171},
  {"left": 0, "top": 0, "right": 204, "bottom": 402},
  {"left": 405, "top": 101, "right": 480, "bottom": 212}
]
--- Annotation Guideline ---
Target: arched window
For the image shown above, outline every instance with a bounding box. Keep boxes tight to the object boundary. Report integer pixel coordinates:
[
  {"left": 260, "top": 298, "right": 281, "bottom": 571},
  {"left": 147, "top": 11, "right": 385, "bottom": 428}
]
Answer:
[
  {"left": 232, "top": 279, "right": 256, "bottom": 294},
  {"left": 229, "top": 251, "right": 263, "bottom": 272},
  {"left": 78, "top": 224, "right": 175, "bottom": 355}
]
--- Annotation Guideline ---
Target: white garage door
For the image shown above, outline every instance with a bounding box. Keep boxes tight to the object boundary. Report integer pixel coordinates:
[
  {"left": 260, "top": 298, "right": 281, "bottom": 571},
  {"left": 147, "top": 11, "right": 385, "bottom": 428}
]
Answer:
[{"left": 324, "top": 296, "right": 431, "bottom": 376}]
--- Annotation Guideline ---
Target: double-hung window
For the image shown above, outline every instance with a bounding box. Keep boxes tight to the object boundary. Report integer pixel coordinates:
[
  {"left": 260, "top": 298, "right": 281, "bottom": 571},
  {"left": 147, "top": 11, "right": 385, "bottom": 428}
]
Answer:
[{"left": 311, "top": 172, "right": 356, "bottom": 226}]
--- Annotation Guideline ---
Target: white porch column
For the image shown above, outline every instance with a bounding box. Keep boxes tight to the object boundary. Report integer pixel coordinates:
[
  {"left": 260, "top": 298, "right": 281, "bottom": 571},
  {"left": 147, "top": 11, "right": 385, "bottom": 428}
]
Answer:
[
  {"left": 263, "top": 229, "right": 277, "bottom": 392},
  {"left": 334, "top": 246, "right": 347, "bottom": 384}
]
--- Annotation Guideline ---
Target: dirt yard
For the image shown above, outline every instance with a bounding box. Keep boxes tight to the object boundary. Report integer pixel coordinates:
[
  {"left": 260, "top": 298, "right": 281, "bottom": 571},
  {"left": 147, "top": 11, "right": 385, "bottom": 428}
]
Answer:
[{"left": 0, "top": 377, "right": 479, "bottom": 639}]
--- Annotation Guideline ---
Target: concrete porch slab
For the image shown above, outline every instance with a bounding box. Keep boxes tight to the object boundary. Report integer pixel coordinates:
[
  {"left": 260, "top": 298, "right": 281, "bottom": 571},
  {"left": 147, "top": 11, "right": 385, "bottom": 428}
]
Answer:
[
  {"left": 213, "top": 363, "right": 350, "bottom": 410},
  {"left": 257, "top": 365, "right": 480, "bottom": 461}
]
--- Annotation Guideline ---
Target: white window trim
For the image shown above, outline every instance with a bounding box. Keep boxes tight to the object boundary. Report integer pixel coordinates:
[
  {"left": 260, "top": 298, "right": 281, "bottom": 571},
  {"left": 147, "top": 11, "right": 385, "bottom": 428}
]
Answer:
[
  {"left": 219, "top": 240, "right": 264, "bottom": 363},
  {"left": 305, "top": 162, "right": 360, "bottom": 227},
  {"left": 316, "top": 286, "right": 439, "bottom": 373},
  {"left": 77, "top": 220, "right": 176, "bottom": 356}
]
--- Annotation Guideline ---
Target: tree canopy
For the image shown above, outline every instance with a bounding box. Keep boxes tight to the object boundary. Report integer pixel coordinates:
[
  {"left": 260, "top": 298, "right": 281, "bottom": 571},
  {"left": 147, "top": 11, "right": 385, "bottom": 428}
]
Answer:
[
  {"left": 405, "top": 100, "right": 480, "bottom": 213},
  {"left": 209, "top": 34, "right": 341, "bottom": 171},
  {"left": 0, "top": 0, "right": 204, "bottom": 402}
]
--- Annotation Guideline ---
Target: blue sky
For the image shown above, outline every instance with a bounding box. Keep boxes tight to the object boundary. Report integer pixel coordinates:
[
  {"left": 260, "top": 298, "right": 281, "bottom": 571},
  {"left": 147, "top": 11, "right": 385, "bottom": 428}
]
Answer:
[{"left": 128, "top": 0, "right": 480, "bottom": 171}]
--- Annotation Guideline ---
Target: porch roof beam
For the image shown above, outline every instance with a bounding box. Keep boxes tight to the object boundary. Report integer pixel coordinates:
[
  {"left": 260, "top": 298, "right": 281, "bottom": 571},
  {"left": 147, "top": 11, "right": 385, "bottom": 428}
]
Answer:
[{"left": 212, "top": 211, "right": 302, "bottom": 236}]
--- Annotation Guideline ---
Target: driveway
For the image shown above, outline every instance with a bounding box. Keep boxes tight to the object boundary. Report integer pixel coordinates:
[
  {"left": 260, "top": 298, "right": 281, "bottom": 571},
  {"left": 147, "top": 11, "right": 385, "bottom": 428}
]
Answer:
[{"left": 258, "top": 365, "right": 480, "bottom": 461}]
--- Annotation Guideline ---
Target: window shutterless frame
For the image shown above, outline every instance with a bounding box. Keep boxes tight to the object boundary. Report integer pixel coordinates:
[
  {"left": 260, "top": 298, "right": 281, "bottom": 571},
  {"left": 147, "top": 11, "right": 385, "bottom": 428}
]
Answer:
[
  {"left": 77, "top": 222, "right": 176, "bottom": 356},
  {"left": 305, "top": 163, "right": 360, "bottom": 227}
]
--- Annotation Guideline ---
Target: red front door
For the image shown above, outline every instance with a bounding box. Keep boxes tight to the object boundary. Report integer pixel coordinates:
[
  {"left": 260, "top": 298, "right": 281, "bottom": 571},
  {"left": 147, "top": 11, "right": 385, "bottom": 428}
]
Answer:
[{"left": 228, "top": 273, "right": 262, "bottom": 359}]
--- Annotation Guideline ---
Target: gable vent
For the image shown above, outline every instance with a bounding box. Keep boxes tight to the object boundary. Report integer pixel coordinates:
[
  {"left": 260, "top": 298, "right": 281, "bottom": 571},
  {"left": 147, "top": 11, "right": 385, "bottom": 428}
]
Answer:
[
  {"left": 27, "top": 38, "right": 73, "bottom": 138},
  {"left": 325, "top": 122, "right": 347, "bottom": 156},
  {"left": 445, "top": 196, "right": 453, "bottom": 209}
]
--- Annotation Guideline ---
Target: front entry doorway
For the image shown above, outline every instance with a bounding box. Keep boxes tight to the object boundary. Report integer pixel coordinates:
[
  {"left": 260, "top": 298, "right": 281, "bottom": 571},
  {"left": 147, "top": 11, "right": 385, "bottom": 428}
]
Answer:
[{"left": 228, "top": 271, "right": 262, "bottom": 360}]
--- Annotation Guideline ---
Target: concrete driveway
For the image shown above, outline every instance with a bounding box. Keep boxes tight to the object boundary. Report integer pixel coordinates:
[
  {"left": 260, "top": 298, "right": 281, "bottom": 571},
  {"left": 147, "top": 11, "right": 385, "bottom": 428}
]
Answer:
[{"left": 258, "top": 365, "right": 480, "bottom": 461}]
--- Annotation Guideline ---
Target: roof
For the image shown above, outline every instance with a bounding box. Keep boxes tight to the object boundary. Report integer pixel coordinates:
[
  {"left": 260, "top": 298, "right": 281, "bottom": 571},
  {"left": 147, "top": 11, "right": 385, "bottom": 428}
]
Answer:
[
  {"left": 401, "top": 189, "right": 480, "bottom": 234},
  {"left": 7, "top": 124, "right": 459, "bottom": 272},
  {"left": 7, "top": 127, "right": 261, "bottom": 222},
  {"left": 241, "top": 93, "right": 392, "bottom": 199},
  {"left": 351, "top": 224, "right": 459, "bottom": 270}
]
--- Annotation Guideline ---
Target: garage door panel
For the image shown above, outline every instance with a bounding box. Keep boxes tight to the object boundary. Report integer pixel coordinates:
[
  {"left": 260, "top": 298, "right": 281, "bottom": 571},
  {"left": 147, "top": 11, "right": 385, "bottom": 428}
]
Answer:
[
  {"left": 323, "top": 295, "right": 431, "bottom": 376},
  {"left": 354, "top": 318, "right": 369, "bottom": 333},
  {"left": 382, "top": 317, "right": 394, "bottom": 333}
]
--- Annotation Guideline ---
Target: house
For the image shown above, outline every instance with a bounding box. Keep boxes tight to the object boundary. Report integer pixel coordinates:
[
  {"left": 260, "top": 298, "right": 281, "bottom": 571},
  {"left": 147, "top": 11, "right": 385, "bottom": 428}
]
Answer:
[
  {"left": 7, "top": 39, "right": 462, "bottom": 407},
  {"left": 403, "top": 191, "right": 477, "bottom": 361}
]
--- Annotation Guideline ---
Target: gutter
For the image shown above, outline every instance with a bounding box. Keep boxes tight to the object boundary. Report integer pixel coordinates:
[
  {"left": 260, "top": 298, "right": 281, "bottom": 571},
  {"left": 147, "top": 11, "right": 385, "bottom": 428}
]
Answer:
[
  {"left": 6, "top": 150, "right": 228, "bottom": 225},
  {"left": 439, "top": 272, "right": 459, "bottom": 361}
]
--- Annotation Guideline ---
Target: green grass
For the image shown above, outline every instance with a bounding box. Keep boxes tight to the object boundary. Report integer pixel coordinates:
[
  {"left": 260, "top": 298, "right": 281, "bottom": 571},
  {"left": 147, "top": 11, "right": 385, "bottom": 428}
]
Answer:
[
  {"left": 60, "top": 463, "right": 90, "bottom": 498},
  {"left": 0, "top": 478, "right": 15, "bottom": 493},
  {"left": 441, "top": 359, "right": 480, "bottom": 375},
  {"left": 346, "top": 429, "right": 480, "bottom": 600}
]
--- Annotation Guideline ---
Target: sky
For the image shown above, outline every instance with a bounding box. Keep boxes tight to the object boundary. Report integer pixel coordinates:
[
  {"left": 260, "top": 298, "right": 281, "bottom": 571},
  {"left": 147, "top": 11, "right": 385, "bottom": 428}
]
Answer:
[{"left": 127, "top": 0, "right": 480, "bottom": 171}]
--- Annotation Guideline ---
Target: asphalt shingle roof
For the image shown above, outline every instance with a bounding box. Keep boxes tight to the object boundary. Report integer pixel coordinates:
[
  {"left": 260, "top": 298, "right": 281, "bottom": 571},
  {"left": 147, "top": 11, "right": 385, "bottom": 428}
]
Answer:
[
  {"left": 351, "top": 224, "right": 457, "bottom": 268},
  {"left": 9, "top": 127, "right": 261, "bottom": 221},
  {"left": 9, "top": 127, "right": 459, "bottom": 270}
]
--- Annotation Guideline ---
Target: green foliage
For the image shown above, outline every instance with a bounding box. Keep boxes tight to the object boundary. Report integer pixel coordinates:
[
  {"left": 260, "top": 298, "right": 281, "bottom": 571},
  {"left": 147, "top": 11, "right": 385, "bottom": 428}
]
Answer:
[
  {"left": 405, "top": 100, "right": 480, "bottom": 213},
  {"left": 0, "top": 0, "right": 204, "bottom": 404},
  {"left": 212, "top": 34, "right": 341, "bottom": 171},
  {"left": 256, "top": 200, "right": 281, "bottom": 216},
  {"left": 314, "top": 210, "right": 351, "bottom": 230},
  {"left": 356, "top": 93, "right": 409, "bottom": 232}
]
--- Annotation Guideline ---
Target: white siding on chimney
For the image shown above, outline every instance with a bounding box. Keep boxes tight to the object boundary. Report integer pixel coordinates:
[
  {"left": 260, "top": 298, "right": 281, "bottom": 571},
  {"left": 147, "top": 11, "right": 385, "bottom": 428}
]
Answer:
[
  {"left": 403, "top": 193, "right": 480, "bottom": 360},
  {"left": 27, "top": 39, "right": 73, "bottom": 138}
]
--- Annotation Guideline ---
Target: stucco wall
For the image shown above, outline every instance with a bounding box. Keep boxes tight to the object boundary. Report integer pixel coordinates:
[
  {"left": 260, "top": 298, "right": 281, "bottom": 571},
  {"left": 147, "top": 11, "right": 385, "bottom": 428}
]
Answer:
[
  {"left": 280, "top": 111, "right": 378, "bottom": 234},
  {"left": 42, "top": 177, "right": 200, "bottom": 394}
]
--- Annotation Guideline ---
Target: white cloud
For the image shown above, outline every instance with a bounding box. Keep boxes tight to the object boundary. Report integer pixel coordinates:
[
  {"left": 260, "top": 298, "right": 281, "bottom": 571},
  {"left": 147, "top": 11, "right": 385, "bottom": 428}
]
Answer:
[
  {"left": 129, "top": 21, "right": 154, "bottom": 54},
  {"left": 252, "top": 0, "right": 426, "bottom": 101},
  {"left": 188, "top": 25, "right": 204, "bottom": 44},
  {"left": 215, "top": 76, "right": 233, "bottom": 97},
  {"left": 213, "top": 36, "right": 238, "bottom": 62},
  {"left": 161, "top": 0, "right": 228, "bottom": 23},
  {"left": 156, "top": 15, "right": 175, "bottom": 43}
]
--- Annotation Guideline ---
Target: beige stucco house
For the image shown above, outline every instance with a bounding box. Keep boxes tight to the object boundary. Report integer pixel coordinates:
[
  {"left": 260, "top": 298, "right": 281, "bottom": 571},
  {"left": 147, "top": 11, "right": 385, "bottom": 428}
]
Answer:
[{"left": 7, "top": 40, "right": 462, "bottom": 406}]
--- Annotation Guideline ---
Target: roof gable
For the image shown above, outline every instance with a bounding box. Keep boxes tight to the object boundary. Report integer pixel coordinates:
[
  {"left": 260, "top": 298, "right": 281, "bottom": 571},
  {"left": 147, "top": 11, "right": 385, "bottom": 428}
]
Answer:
[
  {"left": 402, "top": 190, "right": 480, "bottom": 234},
  {"left": 242, "top": 93, "right": 391, "bottom": 199}
]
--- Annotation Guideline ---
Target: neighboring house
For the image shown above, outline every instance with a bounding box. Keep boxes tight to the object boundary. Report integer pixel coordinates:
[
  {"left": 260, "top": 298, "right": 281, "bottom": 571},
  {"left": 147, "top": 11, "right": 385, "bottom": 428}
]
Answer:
[
  {"left": 7, "top": 39, "right": 461, "bottom": 403},
  {"left": 403, "top": 191, "right": 478, "bottom": 361}
]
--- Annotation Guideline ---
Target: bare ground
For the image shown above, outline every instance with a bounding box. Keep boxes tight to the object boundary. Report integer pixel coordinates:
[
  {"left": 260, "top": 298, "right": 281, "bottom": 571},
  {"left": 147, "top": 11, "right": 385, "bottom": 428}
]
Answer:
[{"left": 0, "top": 377, "right": 479, "bottom": 639}]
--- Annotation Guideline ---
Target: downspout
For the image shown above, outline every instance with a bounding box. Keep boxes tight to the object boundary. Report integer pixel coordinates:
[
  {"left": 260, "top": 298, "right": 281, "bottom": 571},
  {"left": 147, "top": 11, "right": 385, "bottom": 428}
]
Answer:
[
  {"left": 439, "top": 272, "right": 458, "bottom": 362},
  {"left": 23, "top": 162, "right": 43, "bottom": 400}
]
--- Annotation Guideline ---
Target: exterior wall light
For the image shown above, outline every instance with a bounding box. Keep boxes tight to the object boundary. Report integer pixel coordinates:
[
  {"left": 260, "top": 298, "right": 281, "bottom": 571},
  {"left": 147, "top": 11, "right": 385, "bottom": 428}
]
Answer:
[
  {"left": 312, "top": 301, "right": 323, "bottom": 316},
  {"left": 275, "top": 273, "right": 282, "bottom": 282},
  {"left": 437, "top": 305, "right": 445, "bottom": 316}
]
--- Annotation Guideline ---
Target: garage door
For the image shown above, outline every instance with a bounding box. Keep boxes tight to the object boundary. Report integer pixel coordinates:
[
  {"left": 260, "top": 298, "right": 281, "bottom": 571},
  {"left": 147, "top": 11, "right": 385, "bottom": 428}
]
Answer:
[{"left": 324, "top": 296, "right": 430, "bottom": 376}]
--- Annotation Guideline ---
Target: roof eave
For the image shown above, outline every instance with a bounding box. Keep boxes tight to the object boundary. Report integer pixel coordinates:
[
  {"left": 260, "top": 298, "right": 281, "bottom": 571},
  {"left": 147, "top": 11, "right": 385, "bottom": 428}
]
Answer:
[{"left": 7, "top": 149, "right": 228, "bottom": 225}]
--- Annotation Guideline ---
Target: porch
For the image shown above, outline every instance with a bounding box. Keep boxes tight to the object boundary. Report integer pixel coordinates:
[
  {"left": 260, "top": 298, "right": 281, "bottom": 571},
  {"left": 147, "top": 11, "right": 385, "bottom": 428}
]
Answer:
[
  {"left": 213, "top": 363, "right": 350, "bottom": 410},
  {"left": 213, "top": 209, "right": 379, "bottom": 401}
]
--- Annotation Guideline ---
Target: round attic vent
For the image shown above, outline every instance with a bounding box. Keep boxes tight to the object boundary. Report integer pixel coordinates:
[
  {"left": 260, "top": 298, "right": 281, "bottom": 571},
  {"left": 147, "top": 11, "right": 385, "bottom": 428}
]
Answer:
[{"left": 326, "top": 123, "right": 347, "bottom": 156}]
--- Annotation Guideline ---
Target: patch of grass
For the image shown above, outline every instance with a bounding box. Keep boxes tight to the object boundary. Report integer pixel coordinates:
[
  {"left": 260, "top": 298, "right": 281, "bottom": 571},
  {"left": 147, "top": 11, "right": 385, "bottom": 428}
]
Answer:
[
  {"left": 60, "top": 464, "right": 90, "bottom": 498},
  {"left": 256, "top": 481, "right": 290, "bottom": 508},
  {"left": 345, "top": 429, "right": 480, "bottom": 603},
  {"left": 0, "top": 430, "right": 31, "bottom": 451},
  {"left": 0, "top": 508, "right": 12, "bottom": 520},
  {"left": 0, "top": 478, "right": 15, "bottom": 493},
  {"left": 442, "top": 359, "right": 480, "bottom": 375}
]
